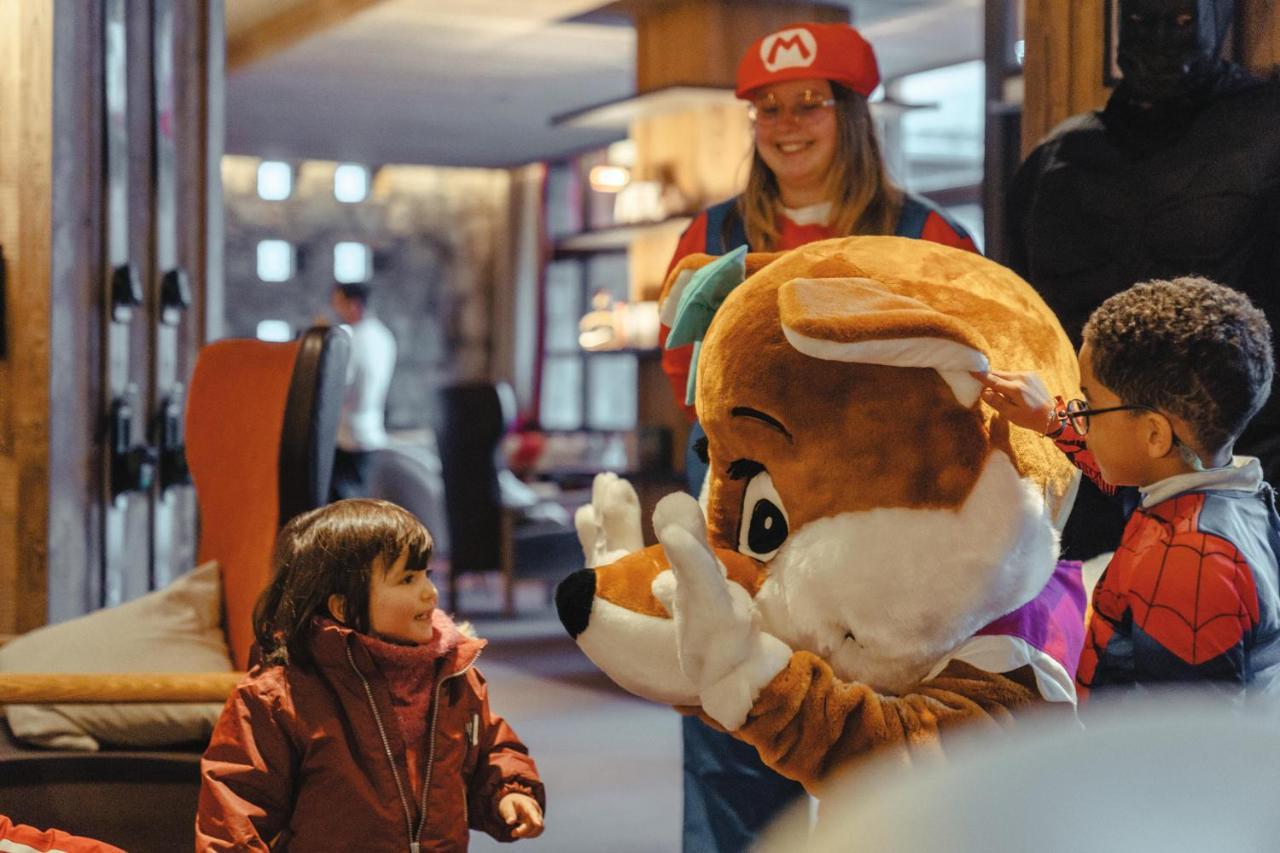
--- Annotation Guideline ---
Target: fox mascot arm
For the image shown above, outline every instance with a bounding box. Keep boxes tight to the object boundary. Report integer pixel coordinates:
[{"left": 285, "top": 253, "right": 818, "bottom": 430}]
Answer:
[{"left": 654, "top": 491, "right": 1043, "bottom": 792}]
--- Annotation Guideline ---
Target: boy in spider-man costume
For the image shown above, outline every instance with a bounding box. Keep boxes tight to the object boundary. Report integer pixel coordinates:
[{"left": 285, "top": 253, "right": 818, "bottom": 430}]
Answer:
[{"left": 980, "top": 277, "right": 1280, "bottom": 698}]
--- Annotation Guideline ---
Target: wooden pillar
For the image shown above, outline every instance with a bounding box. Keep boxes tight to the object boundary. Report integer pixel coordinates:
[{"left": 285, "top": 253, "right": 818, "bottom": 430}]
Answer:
[
  {"left": 1240, "top": 0, "right": 1280, "bottom": 68},
  {"left": 617, "top": 1, "right": 846, "bottom": 486},
  {"left": 0, "top": 0, "right": 222, "bottom": 632},
  {"left": 983, "top": 0, "right": 1023, "bottom": 262},
  {"left": 1021, "top": 0, "right": 1107, "bottom": 156},
  {"left": 634, "top": 0, "right": 848, "bottom": 92},
  {"left": 1023, "top": 0, "right": 1280, "bottom": 156},
  {"left": 0, "top": 0, "right": 54, "bottom": 634}
]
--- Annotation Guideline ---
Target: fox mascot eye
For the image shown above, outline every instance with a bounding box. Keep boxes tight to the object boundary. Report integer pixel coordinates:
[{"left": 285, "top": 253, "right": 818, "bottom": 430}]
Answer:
[{"left": 739, "top": 470, "right": 789, "bottom": 560}]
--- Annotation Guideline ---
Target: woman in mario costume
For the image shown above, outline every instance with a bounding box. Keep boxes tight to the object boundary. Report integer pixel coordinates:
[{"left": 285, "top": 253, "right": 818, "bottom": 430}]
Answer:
[
  {"left": 661, "top": 21, "right": 978, "bottom": 422},
  {"left": 660, "top": 21, "right": 980, "bottom": 853}
]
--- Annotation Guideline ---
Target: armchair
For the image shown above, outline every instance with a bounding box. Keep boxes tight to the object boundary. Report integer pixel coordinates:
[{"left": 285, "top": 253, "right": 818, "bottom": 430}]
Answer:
[{"left": 0, "top": 325, "right": 348, "bottom": 852}]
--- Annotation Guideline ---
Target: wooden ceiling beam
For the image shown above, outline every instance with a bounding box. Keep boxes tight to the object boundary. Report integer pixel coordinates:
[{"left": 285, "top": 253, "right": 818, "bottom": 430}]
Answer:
[{"left": 227, "top": 0, "right": 386, "bottom": 71}]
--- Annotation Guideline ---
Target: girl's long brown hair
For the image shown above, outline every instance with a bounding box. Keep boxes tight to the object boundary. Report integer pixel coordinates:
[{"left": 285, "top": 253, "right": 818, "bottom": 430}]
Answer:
[
  {"left": 252, "top": 498, "right": 433, "bottom": 668},
  {"left": 740, "top": 83, "right": 902, "bottom": 251}
]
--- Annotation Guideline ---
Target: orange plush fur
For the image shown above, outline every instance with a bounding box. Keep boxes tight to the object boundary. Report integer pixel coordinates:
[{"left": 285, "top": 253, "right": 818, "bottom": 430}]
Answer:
[{"left": 561, "top": 236, "right": 1081, "bottom": 792}]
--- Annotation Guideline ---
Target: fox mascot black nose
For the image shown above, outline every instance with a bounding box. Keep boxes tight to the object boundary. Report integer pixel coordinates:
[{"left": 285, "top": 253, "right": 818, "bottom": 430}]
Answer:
[{"left": 555, "top": 569, "right": 596, "bottom": 639}]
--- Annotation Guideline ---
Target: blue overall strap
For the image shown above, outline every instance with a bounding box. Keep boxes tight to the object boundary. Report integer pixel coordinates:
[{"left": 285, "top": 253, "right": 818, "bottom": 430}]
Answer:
[
  {"left": 894, "top": 193, "right": 932, "bottom": 238},
  {"left": 703, "top": 197, "right": 749, "bottom": 254},
  {"left": 895, "top": 192, "right": 971, "bottom": 240}
]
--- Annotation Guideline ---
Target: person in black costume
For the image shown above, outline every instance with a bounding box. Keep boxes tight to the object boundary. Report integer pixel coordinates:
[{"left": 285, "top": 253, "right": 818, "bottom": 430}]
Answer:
[{"left": 1007, "top": 0, "right": 1280, "bottom": 559}]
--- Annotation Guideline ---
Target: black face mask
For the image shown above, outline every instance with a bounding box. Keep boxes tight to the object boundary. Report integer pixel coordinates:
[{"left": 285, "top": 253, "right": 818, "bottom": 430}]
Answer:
[{"left": 1116, "top": 0, "right": 1234, "bottom": 102}]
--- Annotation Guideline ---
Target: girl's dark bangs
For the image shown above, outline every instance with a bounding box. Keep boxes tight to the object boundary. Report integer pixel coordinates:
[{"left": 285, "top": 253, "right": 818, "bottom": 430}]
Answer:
[
  {"left": 403, "top": 527, "right": 433, "bottom": 571},
  {"left": 376, "top": 510, "right": 432, "bottom": 573}
]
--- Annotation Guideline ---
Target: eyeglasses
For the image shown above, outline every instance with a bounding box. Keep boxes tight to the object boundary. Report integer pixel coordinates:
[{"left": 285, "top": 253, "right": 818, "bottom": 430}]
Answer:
[
  {"left": 1057, "top": 398, "right": 1155, "bottom": 436},
  {"left": 1056, "top": 397, "right": 1206, "bottom": 469},
  {"left": 747, "top": 91, "right": 836, "bottom": 126}
]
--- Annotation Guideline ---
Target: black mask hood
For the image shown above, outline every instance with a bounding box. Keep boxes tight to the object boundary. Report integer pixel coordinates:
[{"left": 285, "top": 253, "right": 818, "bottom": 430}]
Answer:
[{"left": 1115, "top": 0, "right": 1235, "bottom": 103}]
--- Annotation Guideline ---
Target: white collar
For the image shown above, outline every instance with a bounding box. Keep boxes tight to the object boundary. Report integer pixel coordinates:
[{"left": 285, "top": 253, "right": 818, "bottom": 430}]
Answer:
[
  {"left": 1139, "top": 456, "right": 1264, "bottom": 508},
  {"left": 780, "top": 201, "right": 832, "bottom": 226}
]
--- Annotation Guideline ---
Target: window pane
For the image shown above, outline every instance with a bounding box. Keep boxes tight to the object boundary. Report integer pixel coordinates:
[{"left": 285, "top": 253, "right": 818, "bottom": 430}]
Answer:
[
  {"left": 257, "top": 239, "right": 294, "bottom": 282},
  {"left": 334, "top": 163, "right": 369, "bottom": 203},
  {"left": 545, "top": 163, "right": 581, "bottom": 239},
  {"left": 540, "top": 355, "right": 583, "bottom": 430},
  {"left": 585, "top": 253, "right": 629, "bottom": 304},
  {"left": 545, "top": 261, "right": 582, "bottom": 352},
  {"left": 895, "top": 60, "right": 984, "bottom": 194},
  {"left": 334, "top": 241, "right": 370, "bottom": 283},
  {"left": 256, "top": 319, "right": 292, "bottom": 342},
  {"left": 257, "top": 160, "right": 292, "bottom": 201},
  {"left": 586, "top": 354, "right": 637, "bottom": 431}
]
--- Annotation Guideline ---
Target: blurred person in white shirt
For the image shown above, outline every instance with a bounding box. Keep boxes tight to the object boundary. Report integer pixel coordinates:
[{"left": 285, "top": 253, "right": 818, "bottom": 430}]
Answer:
[{"left": 330, "top": 282, "right": 397, "bottom": 499}]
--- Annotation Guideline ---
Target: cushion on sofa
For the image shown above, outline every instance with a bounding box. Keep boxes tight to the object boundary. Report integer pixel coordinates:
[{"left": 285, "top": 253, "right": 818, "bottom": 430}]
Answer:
[{"left": 0, "top": 561, "right": 233, "bottom": 750}]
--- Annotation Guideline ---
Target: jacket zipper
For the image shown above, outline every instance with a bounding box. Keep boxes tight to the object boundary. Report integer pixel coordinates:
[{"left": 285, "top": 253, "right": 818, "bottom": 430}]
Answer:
[
  {"left": 419, "top": 648, "right": 482, "bottom": 850},
  {"left": 346, "top": 640, "right": 482, "bottom": 853},
  {"left": 346, "top": 643, "right": 415, "bottom": 850}
]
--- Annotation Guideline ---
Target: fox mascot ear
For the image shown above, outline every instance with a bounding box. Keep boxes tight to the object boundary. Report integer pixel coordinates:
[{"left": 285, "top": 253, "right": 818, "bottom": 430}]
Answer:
[
  {"left": 779, "top": 277, "right": 990, "bottom": 407},
  {"left": 663, "top": 246, "right": 748, "bottom": 406},
  {"left": 659, "top": 247, "right": 789, "bottom": 406}
]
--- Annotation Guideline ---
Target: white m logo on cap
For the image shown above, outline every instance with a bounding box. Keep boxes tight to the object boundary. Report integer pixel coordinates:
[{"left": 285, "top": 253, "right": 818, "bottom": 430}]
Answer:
[{"left": 761, "top": 28, "right": 818, "bottom": 72}]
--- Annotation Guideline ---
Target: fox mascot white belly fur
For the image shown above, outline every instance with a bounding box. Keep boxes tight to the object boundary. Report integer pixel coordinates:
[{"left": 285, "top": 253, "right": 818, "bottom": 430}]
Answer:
[{"left": 556, "top": 236, "right": 1087, "bottom": 792}]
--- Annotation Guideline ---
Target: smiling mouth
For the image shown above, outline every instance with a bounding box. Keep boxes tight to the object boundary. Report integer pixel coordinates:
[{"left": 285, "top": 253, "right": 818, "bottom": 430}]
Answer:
[{"left": 777, "top": 141, "right": 812, "bottom": 154}]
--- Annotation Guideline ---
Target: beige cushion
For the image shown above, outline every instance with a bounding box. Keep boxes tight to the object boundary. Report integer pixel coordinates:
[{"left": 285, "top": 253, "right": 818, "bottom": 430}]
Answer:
[{"left": 0, "top": 560, "right": 233, "bottom": 750}]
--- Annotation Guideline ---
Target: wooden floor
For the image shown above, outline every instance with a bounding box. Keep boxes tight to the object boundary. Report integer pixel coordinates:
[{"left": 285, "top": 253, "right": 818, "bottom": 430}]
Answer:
[{"left": 462, "top": 578, "right": 682, "bottom": 853}]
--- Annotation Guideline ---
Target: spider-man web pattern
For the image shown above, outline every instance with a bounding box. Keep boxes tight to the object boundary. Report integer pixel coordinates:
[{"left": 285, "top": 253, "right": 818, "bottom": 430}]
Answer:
[{"left": 1053, "top": 426, "right": 1280, "bottom": 697}]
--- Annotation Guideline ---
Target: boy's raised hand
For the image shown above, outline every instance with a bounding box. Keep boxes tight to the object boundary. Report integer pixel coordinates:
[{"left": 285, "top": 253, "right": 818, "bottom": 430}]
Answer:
[
  {"left": 975, "top": 369, "right": 1059, "bottom": 435},
  {"left": 498, "top": 792, "right": 544, "bottom": 839}
]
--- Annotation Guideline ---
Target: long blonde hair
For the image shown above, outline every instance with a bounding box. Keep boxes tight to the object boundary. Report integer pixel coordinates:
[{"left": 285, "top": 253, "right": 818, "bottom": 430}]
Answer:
[{"left": 740, "top": 84, "right": 902, "bottom": 251}]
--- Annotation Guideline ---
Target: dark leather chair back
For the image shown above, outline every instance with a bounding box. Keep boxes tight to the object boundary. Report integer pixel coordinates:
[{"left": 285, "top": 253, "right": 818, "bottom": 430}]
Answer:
[
  {"left": 434, "top": 381, "right": 514, "bottom": 582},
  {"left": 279, "top": 326, "right": 350, "bottom": 523}
]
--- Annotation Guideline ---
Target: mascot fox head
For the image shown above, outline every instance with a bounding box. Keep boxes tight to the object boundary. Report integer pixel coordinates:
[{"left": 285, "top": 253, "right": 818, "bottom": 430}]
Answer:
[{"left": 557, "top": 236, "right": 1079, "bottom": 705}]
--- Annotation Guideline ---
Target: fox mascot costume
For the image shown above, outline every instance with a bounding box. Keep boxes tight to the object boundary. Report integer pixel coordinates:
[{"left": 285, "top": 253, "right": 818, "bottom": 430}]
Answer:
[{"left": 556, "top": 236, "right": 1087, "bottom": 791}]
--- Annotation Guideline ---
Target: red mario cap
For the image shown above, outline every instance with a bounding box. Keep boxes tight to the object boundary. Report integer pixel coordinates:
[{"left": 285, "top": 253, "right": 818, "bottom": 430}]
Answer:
[{"left": 735, "top": 22, "right": 880, "bottom": 99}]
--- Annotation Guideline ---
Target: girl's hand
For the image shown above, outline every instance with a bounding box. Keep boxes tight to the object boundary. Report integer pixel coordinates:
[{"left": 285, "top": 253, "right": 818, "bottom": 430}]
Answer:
[
  {"left": 973, "top": 370, "right": 1059, "bottom": 435},
  {"left": 499, "top": 792, "right": 544, "bottom": 839}
]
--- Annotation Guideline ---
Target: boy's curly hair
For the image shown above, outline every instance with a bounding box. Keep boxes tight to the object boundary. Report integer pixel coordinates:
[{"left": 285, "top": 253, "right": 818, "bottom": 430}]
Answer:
[{"left": 1083, "top": 277, "right": 1273, "bottom": 454}]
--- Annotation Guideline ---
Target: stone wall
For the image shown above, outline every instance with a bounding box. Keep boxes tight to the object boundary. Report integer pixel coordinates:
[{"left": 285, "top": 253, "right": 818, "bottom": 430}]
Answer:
[{"left": 221, "top": 156, "right": 516, "bottom": 430}]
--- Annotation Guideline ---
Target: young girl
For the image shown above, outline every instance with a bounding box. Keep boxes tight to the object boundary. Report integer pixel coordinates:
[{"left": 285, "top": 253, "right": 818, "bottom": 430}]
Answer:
[{"left": 197, "top": 499, "right": 544, "bottom": 851}]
